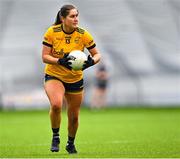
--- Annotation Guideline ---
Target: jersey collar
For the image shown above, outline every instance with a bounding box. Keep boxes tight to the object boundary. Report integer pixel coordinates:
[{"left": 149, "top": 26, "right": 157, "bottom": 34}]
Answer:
[{"left": 61, "top": 25, "right": 75, "bottom": 35}]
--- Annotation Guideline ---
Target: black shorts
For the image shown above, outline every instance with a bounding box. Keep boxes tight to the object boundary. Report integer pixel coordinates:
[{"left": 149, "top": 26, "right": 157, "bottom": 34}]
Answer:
[
  {"left": 95, "top": 80, "right": 108, "bottom": 89},
  {"left": 44, "top": 74, "right": 84, "bottom": 93}
]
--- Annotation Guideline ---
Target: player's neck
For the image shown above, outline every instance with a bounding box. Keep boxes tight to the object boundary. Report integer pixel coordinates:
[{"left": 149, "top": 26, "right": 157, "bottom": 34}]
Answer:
[{"left": 62, "top": 24, "right": 75, "bottom": 34}]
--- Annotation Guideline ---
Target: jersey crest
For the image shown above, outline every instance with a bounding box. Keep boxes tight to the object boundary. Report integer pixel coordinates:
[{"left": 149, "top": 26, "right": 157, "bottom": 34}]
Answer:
[{"left": 65, "top": 36, "right": 71, "bottom": 44}]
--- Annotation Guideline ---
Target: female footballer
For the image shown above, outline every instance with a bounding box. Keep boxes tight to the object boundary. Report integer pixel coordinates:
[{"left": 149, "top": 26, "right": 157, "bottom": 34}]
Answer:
[{"left": 42, "top": 4, "right": 101, "bottom": 154}]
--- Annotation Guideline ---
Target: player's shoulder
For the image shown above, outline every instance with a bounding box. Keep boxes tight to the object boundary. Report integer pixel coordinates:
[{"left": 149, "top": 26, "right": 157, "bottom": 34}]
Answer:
[
  {"left": 45, "top": 24, "right": 62, "bottom": 33},
  {"left": 76, "top": 26, "right": 86, "bottom": 34},
  {"left": 51, "top": 24, "right": 63, "bottom": 32}
]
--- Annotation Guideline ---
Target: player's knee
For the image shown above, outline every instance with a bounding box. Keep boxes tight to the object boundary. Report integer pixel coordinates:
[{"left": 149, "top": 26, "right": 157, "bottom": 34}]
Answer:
[{"left": 51, "top": 102, "right": 61, "bottom": 113}]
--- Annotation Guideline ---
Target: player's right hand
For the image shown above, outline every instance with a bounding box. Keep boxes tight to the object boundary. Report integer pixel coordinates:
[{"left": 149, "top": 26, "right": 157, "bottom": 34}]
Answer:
[{"left": 57, "top": 54, "right": 72, "bottom": 70}]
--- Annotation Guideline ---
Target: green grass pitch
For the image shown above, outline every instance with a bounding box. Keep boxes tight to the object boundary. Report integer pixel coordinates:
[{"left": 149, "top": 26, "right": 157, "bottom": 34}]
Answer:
[{"left": 0, "top": 106, "right": 180, "bottom": 158}]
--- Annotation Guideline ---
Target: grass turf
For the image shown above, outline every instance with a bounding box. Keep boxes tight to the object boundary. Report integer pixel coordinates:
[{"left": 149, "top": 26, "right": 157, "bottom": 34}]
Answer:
[{"left": 0, "top": 107, "right": 180, "bottom": 158}]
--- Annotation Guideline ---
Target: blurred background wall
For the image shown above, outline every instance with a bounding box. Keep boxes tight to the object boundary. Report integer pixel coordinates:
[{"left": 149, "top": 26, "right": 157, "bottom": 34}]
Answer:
[{"left": 0, "top": 0, "right": 180, "bottom": 109}]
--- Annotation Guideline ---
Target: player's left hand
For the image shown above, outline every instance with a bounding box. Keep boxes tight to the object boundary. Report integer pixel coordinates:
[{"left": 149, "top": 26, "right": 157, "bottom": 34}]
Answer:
[{"left": 82, "top": 55, "right": 95, "bottom": 70}]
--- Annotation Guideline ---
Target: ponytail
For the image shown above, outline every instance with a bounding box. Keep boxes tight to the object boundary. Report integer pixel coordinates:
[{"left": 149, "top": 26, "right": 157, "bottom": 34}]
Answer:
[{"left": 54, "top": 11, "right": 62, "bottom": 25}]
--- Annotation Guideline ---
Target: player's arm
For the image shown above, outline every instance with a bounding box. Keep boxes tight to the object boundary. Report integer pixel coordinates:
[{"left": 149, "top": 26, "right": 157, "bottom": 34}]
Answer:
[
  {"left": 82, "top": 30, "right": 101, "bottom": 70},
  {"left": 82, "top": 47, "right": 101, "bottom": 70},
  {"left": 88, "top": 47, "right": 101, "bottom": 64},
  {"left": 42, "top": 27, "right": 59, "bottom": 65},
  {"left": 42, "top": 45, "right": 58, "bottom": 64},
  {"left": 42, "top": 45, "right": 72, "bottom": 69}
]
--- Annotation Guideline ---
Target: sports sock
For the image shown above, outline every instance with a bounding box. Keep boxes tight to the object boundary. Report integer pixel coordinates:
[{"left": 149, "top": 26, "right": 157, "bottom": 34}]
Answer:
[
  {"left": 52, "top": 128, "right": 59, "bottom": 137},
  {"left": 68, "top": 136, "right": 75, "bottom": 144}
]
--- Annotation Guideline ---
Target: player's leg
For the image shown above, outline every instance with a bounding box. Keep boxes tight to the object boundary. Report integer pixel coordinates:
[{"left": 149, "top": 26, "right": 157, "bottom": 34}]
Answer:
[
  {"left": 44, "top": 79, "right": 65, "bottom": 152},
  {"left": 65, "top": 91, "right": 84, "bottom": 154},
  {"left": 91, "top": 87, "right": 100, "bottom": 109},
  {"left": 97, "top": 89, "right": 106, "bottom": 108}
]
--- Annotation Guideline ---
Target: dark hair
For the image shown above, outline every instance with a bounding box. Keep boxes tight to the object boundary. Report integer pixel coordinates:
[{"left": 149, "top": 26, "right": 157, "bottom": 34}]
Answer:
[{"left": 54, "top": 4, "right": 77, "bottom": 25}]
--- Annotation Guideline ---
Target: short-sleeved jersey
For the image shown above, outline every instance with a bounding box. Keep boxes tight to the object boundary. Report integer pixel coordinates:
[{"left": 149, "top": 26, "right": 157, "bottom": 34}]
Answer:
[{"left": 42, "top": 24, "right": 96, "bottom": 83}]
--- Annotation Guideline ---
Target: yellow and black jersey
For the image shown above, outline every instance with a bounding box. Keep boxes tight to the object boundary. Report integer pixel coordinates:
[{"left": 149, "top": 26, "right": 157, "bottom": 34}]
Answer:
[{"left": 42, "top": 24, "right": 96, "bottom": 83}]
